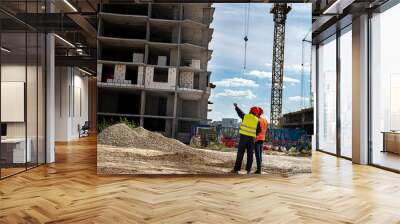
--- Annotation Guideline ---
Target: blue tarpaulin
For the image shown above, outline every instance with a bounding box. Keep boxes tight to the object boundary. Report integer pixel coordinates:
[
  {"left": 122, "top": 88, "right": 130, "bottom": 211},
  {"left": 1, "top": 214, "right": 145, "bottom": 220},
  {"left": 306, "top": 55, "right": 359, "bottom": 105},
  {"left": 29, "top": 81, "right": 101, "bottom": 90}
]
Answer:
[{"left": 266, "top": 128, "right": 310, "bottom": 150}]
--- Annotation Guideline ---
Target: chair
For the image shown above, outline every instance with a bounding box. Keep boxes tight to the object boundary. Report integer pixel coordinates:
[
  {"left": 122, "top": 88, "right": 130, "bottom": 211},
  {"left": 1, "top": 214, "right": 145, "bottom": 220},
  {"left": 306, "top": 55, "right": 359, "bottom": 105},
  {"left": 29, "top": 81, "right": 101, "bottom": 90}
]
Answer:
[{"left": 79, "top": 121, "right": 90, "bottom": 138}]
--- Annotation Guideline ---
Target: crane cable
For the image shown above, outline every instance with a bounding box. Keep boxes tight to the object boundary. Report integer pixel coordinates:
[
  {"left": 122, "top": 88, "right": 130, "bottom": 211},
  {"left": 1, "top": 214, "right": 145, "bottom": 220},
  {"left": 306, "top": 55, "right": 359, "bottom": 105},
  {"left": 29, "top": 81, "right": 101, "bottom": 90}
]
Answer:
[
  {"left": 301, "top": 40, "right": 305, "bottom": 110},
  {"left": 243, "top": 3, "right": 250, "bottom": 73}
]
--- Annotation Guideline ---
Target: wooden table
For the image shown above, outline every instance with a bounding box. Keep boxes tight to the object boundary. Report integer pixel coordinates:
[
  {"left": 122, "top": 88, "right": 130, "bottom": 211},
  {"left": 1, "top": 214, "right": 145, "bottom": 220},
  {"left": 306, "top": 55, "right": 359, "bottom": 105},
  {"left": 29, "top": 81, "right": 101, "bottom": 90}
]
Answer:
[
  {"left": 382, "top": 131, "right": 400, "bottom": 154},
  {"left": 1, "top": 138, "right": 31, "bottom": 164}
]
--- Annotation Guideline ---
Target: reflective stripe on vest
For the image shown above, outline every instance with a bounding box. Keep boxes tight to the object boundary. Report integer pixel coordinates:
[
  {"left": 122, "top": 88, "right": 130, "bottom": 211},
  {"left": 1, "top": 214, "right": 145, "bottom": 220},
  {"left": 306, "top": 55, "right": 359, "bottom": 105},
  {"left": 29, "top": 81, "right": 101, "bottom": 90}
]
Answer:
[
  {"left": 256, "top": 117, "right": 268, "bottom": 141},
  {"left": 239, "top": 114, "right": 258, "bottom": 137}
]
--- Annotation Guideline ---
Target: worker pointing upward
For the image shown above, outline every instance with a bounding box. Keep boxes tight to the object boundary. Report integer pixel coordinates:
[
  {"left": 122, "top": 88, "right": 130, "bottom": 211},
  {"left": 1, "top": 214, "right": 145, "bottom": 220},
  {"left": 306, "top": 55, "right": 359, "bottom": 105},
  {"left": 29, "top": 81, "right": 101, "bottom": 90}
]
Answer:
[{"left": 231, "top": 103, "right": 261, "bottom": 174}]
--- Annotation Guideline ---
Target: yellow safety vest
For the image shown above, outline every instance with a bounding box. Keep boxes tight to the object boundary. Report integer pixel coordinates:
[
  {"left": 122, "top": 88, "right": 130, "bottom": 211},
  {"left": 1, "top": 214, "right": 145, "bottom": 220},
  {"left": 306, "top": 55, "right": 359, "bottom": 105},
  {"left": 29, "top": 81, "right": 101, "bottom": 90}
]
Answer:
[{"left": 239, "top": 114, "right": 258, "bottom": 137}]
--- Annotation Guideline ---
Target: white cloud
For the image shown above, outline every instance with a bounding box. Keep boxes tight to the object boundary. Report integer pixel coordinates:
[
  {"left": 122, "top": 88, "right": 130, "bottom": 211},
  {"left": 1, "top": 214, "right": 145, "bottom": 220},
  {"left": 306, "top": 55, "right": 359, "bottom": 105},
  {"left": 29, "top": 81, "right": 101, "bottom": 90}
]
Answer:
[
  {"left": 264, "top": 61, "right": 272, "bottom": 69},
  {"left": 245, "top": 69, "right": 300, "bottom": 84},
  {"left": 263, "top": 63, "right": 311, "bottom": 75},
  {"left": 285, "top": 77, "right": 301, "bottom": 84},
  {"left": 216, "top": 89, "right": 256, "bottom": 99},
  {"left": 209, "top": 91, "right": 216, "bottom": 100},
  {"left": 286, "top": 64, "right": 302, "bottom": 72},
  {"left": 214, "top": 77, "right": 259, "bottom": 88},
  {"left": 285, "top": 63, "right": 311, "bottom": 73},
  {"left": 288, "top": 96, "right": 310, "bottom": 102},
  {"left": 246, "top": 70, "right": 272, "bottom": 79}
]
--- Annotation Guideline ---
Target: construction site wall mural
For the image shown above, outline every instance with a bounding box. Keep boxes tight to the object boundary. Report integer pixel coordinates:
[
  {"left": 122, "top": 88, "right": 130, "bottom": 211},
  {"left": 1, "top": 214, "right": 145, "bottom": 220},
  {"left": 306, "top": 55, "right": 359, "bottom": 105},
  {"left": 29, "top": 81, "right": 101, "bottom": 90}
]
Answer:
[{"left": 96, "top": 3, "right": 313, "bottom": 175}]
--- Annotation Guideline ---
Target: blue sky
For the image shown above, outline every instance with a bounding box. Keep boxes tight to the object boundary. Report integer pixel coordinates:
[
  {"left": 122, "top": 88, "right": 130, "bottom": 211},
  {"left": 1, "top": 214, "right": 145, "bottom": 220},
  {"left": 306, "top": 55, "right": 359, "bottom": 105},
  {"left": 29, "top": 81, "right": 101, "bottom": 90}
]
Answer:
[{"left": 208, "top": 3, "right": 312, "bottom": 121}]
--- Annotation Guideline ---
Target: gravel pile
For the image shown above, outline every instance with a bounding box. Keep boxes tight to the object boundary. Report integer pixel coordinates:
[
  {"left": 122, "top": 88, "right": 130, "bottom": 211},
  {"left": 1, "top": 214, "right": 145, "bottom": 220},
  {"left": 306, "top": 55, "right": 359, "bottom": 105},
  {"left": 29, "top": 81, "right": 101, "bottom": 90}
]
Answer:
[
  {"left": 98, "top": 123, "right": 190, "bottom": 152},
  {"left": 97, "top": 123, "right": 231, "bottom": 167}
]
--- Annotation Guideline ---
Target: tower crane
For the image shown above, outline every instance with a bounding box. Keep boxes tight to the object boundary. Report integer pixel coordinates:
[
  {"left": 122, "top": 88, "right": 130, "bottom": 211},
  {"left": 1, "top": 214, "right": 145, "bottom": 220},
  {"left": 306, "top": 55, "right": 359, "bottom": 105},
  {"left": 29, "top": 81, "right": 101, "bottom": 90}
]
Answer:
[{"left": 270, "top": 3, "right": 291, "bottom": 128}]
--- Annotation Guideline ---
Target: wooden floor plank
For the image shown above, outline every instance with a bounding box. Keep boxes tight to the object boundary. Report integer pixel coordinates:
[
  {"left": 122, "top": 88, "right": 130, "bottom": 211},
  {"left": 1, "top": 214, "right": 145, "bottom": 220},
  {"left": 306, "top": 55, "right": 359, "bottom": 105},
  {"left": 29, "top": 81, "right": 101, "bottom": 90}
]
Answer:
[{"left": 0, "top": 136, "right": 400, "bottom": 223}]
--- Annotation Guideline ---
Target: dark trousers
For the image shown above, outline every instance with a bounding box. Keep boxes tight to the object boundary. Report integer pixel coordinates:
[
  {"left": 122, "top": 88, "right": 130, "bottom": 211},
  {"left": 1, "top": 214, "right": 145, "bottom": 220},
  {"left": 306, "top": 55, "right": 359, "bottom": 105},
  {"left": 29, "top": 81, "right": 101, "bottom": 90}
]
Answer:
[
  {"left": 233, "top": 134, "right": 255, "bottom": 172},
  {"left": 254, "top": 140, "right": 264, "bottom": 171}
]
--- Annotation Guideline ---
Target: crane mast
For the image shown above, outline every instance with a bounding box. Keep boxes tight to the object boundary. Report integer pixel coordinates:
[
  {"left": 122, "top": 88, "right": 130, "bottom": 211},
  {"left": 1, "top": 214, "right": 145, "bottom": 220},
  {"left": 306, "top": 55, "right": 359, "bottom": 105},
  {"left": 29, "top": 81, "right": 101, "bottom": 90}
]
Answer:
[{"left": 270, "top": 3, "right": 291, "bottom": 128}]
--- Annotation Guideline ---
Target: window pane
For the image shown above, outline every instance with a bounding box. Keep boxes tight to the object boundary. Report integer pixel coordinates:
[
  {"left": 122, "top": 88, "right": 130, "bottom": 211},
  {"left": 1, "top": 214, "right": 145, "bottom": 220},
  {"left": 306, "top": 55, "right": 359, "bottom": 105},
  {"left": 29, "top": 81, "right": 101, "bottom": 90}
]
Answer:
[
  {"left": 318, "top": 37, "right": 337, "bottom": 154},
  {"left": 0, "top": 0, "right": 46, "bottom": 179},
  {"left": 371, "top": 4, "right": 400, "bottom": 171},
  {"left": 1, "top": 31, "right": 28, "bottom": 177},
  {"left": 340, "top": 29, "right": 352, "bottom": 158}
]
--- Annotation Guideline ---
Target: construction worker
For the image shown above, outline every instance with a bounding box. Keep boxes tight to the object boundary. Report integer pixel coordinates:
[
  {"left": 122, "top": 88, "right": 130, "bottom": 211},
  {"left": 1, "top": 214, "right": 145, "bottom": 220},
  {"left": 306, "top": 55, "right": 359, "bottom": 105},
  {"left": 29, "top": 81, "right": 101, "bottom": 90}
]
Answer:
[
  {"left": 231, "top": 103, "right": 261, "bottom": 174},
  {"left": 254, "top": 107, "right": 268, "bottom": 174}
]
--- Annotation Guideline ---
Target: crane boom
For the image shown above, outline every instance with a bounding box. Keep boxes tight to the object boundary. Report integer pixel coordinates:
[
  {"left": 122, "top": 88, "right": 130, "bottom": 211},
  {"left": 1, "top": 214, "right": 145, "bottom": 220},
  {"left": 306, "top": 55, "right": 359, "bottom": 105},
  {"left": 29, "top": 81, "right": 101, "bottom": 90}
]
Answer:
[{"left": 270, "top": 3, "right": 291, "bottom": 128}]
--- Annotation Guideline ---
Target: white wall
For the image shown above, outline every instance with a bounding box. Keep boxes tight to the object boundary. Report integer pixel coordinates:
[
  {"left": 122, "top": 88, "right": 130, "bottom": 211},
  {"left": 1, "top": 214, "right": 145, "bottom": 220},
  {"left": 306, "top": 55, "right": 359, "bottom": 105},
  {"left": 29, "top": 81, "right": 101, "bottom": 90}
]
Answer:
[
  {"left": 71, "top": 72, "right": 89, "bottom": 138},
  {"left": 1, "top": 65, "right": 26, "bottom": 132},
  {"left": 55, "top": 67, "right": 69, "bottom": 141},
  {"left": 55, "top": 66, "right": 89, "bottom": 141},
  {"left": 1, "top": 63, "right": 46, "bottom": 164},
  {"left": 1, "top": 65, "right": 32, "bottom": 138}
]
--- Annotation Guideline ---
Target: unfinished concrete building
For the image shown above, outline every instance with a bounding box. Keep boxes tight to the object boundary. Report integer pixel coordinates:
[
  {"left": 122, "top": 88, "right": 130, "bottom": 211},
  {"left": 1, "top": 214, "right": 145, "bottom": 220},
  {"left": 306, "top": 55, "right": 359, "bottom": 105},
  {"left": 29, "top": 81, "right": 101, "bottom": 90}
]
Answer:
[{"left": 97, "top": 3, "right": 214, "bottom": 142}]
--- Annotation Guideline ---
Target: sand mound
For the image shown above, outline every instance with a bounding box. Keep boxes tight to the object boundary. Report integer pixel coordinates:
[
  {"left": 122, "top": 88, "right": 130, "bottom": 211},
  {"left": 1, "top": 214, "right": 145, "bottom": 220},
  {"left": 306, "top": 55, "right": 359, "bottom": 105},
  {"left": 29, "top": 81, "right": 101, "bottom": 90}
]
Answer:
[
  {"left": 97, "top": 123, "right": 226, "bottom": 166},
  {"left": 98, "top": 123, "right": 190, "bottom": 152}
]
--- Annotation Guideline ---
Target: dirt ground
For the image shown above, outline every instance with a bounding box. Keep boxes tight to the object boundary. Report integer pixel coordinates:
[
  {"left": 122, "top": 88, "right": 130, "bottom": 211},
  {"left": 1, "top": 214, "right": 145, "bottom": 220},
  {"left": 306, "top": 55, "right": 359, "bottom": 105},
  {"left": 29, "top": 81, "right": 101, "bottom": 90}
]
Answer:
[
  {"left": 97, "top": 124, "right": 311, "bottom": 176},
  {"left": 97, "top": 145, "right": 311, "bottom": 175}
]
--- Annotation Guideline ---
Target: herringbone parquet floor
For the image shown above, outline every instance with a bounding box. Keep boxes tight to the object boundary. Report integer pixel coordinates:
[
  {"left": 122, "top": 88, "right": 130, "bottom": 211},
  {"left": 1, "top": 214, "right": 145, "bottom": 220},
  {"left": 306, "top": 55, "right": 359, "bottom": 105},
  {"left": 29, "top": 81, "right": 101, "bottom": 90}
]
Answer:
[{"left": 1, "top": 136, "right": 400, "bottom": 224}]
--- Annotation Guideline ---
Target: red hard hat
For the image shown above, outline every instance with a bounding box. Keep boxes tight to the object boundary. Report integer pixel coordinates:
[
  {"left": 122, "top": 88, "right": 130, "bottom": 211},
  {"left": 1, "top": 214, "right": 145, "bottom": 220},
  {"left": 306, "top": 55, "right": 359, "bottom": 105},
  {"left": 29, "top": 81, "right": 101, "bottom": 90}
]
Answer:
[
  {"left": 258, "top": 107, "right": 264, "bottom": 115},
  {"left": 250, "top": 106, "right": 260, "bottom": 115}
]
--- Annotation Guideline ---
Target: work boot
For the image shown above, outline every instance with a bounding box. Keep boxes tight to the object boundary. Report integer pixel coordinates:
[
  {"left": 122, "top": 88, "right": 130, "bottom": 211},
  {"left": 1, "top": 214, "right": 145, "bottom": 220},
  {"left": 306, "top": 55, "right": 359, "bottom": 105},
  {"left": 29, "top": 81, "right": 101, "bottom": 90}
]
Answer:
[
  {"left": 253, "top": 170, "right": 261, "bottom": 174},
  {"left": 230, "top": 169, "right": 239, "bottom": 174}
]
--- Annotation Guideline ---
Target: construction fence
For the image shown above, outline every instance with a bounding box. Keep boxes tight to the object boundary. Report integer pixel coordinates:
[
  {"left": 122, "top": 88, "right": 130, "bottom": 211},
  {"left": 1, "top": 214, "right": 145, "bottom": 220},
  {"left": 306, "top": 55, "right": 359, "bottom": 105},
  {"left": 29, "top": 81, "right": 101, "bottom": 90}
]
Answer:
[{"left": 190, "top": 125, "right": 311, "bottom": 151}]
